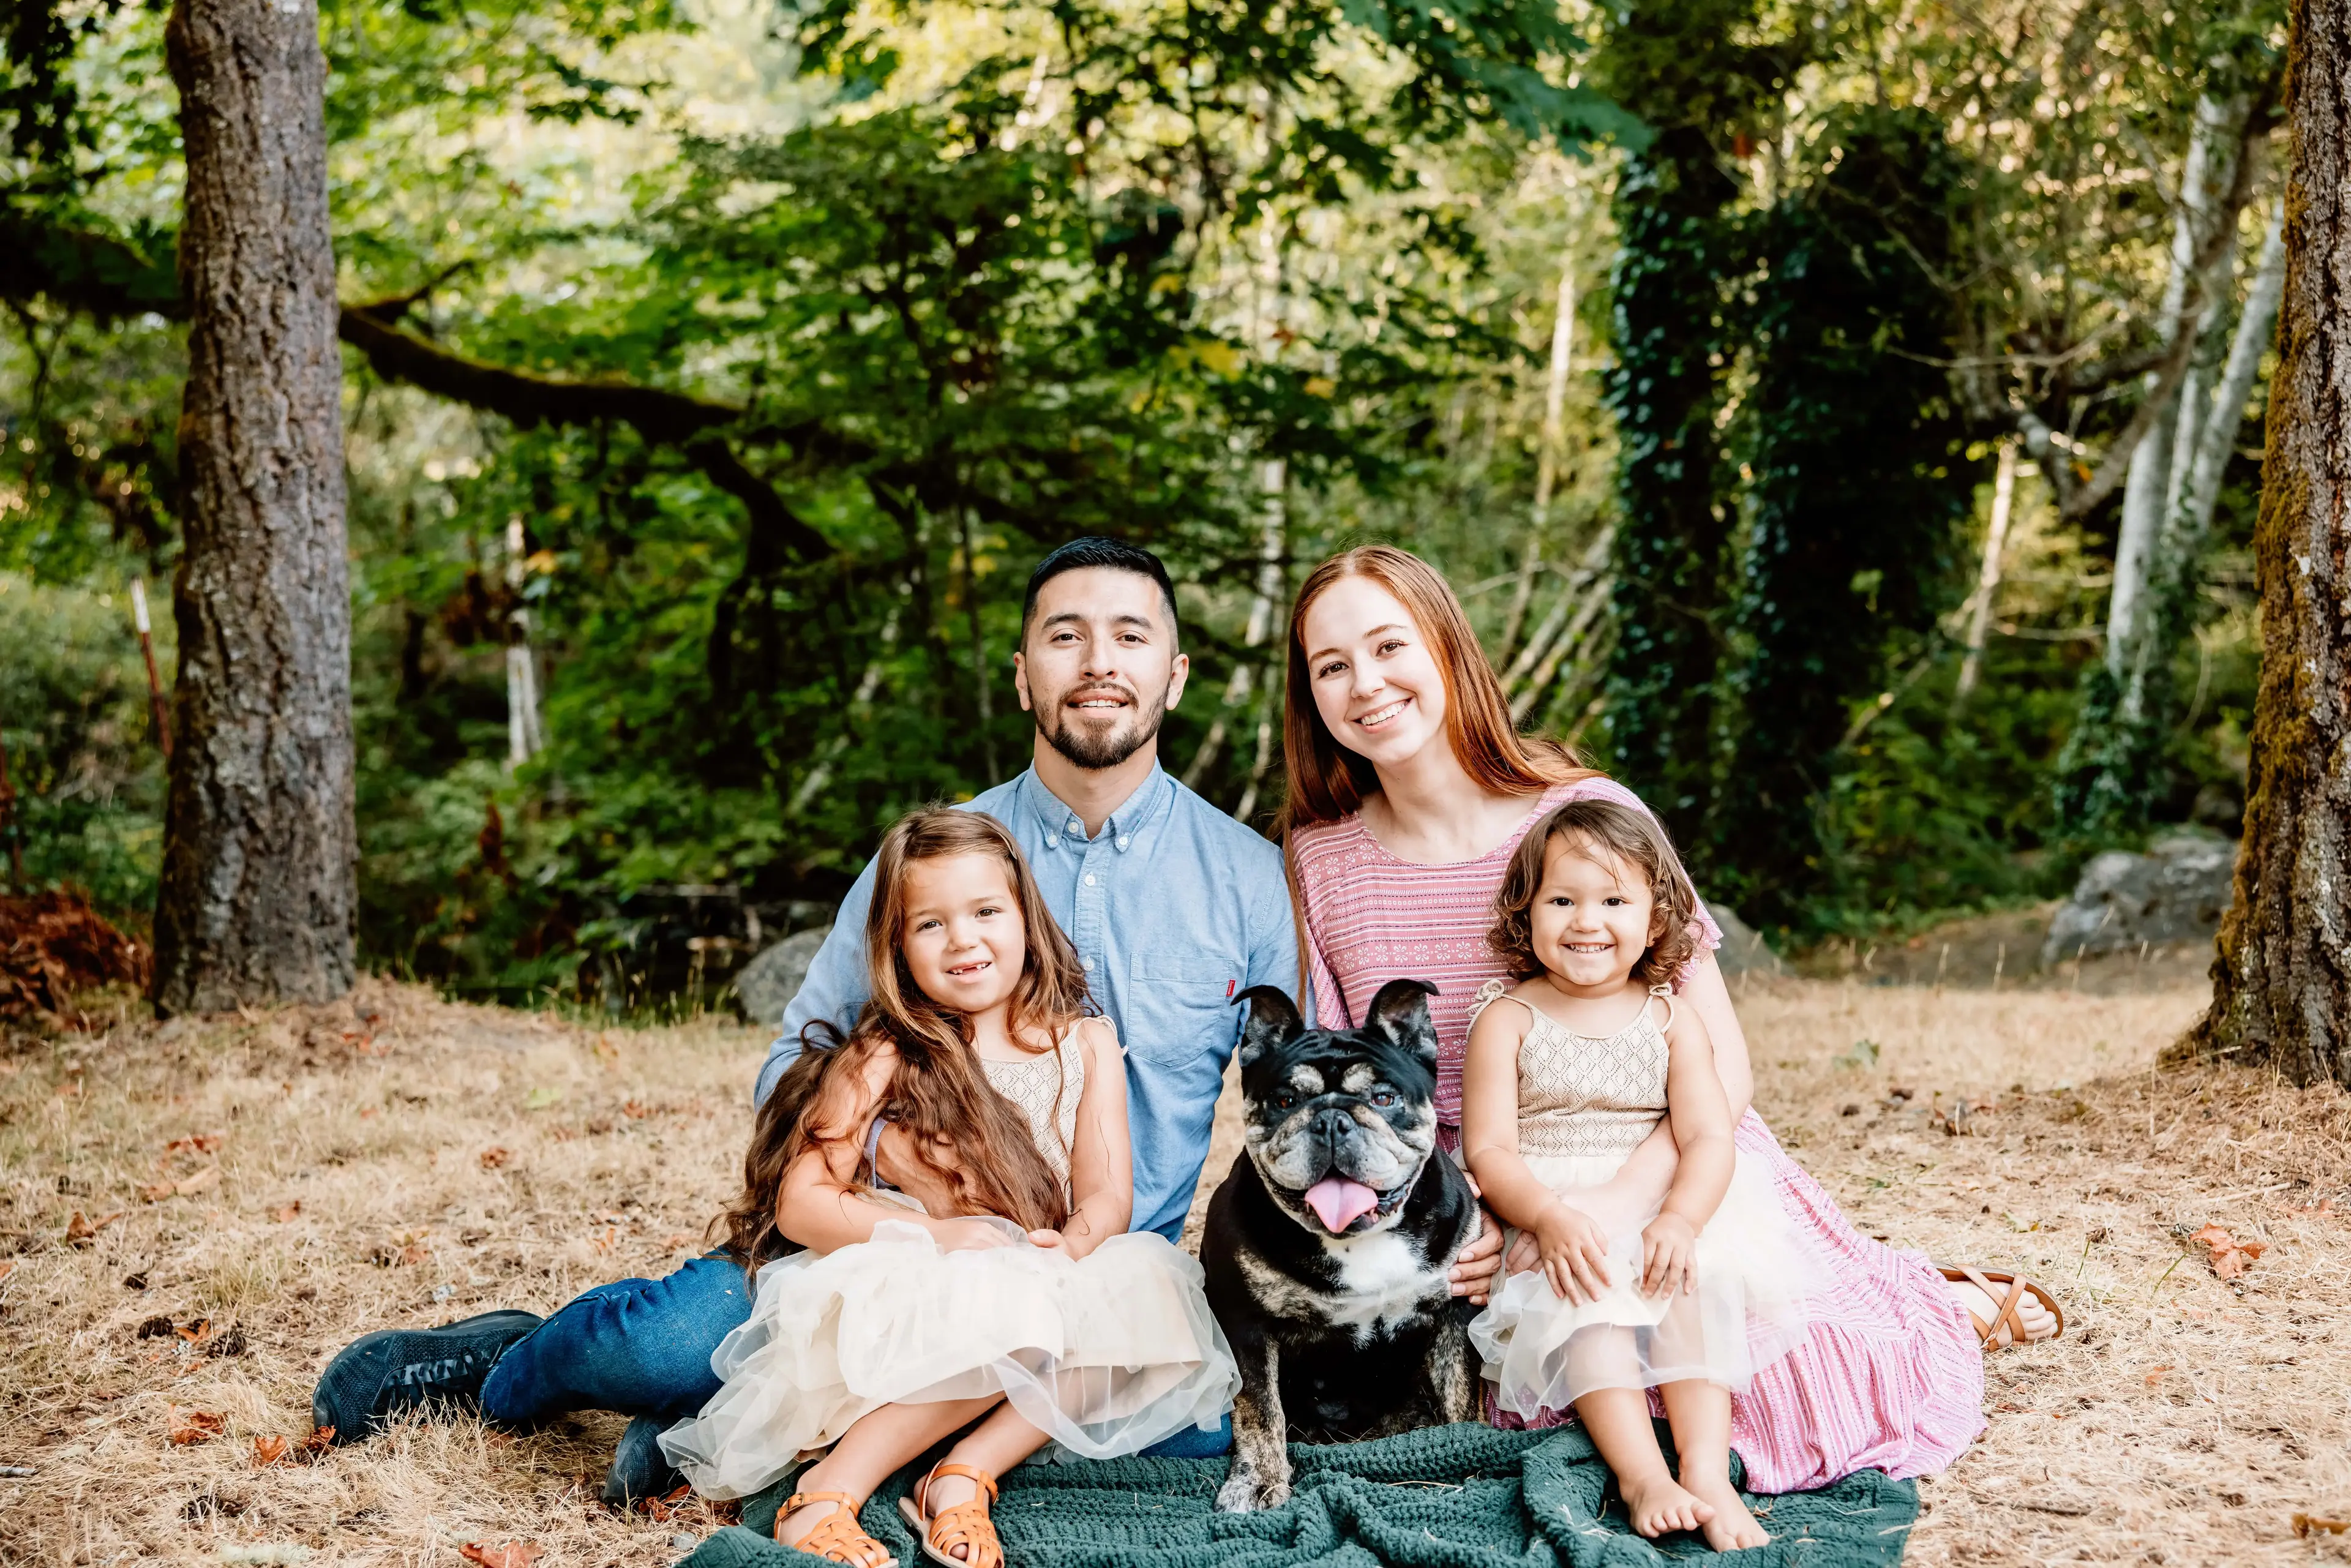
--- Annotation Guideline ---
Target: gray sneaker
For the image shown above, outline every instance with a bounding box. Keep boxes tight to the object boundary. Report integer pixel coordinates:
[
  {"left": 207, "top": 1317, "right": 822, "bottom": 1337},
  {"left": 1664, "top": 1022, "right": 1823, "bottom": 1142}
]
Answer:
[{"left": 310, "top": 1310, "right": 544, "bottom": 1444}]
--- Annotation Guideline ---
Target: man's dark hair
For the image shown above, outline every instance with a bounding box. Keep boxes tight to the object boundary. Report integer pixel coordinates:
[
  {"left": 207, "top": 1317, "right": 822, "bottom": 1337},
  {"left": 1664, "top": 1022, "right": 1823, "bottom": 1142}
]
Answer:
[{"left": 1020, "top": 537, "right": 1180, "bottom": 644}]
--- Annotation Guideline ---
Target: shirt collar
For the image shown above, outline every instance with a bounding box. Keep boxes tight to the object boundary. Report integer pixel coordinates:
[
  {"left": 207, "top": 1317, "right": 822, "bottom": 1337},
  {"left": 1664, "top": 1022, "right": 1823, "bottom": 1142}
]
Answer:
[{"left": 1023, "top": 763, "right": 1172, "bottom": 853}]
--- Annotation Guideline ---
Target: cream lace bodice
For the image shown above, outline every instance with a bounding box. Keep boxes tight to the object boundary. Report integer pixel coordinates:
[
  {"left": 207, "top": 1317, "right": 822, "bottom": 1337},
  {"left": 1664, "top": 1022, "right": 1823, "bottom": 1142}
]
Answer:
[
  {"left": 980, "top": 1027, "right": 1087, "bottom": 1196},
  {"left": 1471, "top": 978, "right": 1671, "bottom": 1160}
]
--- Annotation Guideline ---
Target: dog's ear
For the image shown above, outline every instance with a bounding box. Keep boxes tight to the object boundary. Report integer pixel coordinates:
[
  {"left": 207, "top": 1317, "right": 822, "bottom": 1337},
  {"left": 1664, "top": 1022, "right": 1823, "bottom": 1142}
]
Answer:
[
  {"left": 1233, "top": 985, "right": 1305, "bottom": 1067},
  {"left": 1363, "top": 978, "right": 1441, "bottom": 1064}
]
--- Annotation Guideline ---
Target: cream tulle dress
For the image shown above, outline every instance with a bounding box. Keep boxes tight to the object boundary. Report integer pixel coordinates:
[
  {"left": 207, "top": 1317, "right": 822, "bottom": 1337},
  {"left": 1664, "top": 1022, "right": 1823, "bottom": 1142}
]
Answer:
[
  {"left": 659, "top": 1029, "right": 1239, "bottom": 1499},
  {"left": 1466, "top": 981, "right": 1826, "bottom": 1420}
]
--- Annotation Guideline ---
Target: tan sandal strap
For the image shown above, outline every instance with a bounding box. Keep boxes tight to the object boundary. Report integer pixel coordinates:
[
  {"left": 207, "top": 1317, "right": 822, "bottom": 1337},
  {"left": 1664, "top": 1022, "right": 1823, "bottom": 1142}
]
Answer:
[
  {"left": 779, "top": 1493, "right": 891, "bottom": 1567},
  {"left": 928, "top": 1500, "right": 1002, "bottom": 1568},
  {"left": 928, "top": 1462, "right": 1000, "bottom": 1502}
]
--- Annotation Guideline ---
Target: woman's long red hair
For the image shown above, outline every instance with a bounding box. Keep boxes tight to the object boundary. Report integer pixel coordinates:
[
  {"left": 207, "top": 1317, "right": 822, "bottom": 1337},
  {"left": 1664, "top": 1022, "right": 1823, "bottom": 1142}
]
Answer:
[{"left": 1278, "top": 544, "right": 1599, "bottom": 831}]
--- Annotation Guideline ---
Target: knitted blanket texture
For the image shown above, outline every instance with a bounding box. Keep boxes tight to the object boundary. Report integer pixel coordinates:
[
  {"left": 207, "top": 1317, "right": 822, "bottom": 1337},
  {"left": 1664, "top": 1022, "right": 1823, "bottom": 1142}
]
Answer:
[{"left": 677, "top": 1421, "right": 1917, "bottom": 1567}]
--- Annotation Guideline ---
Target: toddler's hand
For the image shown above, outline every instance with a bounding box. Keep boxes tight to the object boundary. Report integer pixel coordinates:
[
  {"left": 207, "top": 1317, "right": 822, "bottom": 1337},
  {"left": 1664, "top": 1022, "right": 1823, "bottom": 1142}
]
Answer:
[
  {"left": 1532, "top": 1201, "right": 1613, "bottom": 1304},
  {"left": 1026, "top": 1228, "right": 1073, "bottom": 1255},
  {"left": 933, "top": 1217, "right": 1019, "bottom": 1252},
  {"left": 1640, "top": 1213, "right": 1698, "bottom": 1298}
]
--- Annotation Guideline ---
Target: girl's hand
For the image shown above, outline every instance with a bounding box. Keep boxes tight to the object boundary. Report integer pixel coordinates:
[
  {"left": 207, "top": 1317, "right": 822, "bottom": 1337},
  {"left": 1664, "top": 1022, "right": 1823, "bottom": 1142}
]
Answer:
[
  {"left": 1026, "top": 1228, "right": 1072, "bottom": 1255},
  {"left": 1532, "top": 1201, "right": 1613, "bottom": 1304},
  {"left": 1640, "top": 1213, "right": 1699, "bottom": 1298},
  {"left": 932, "top": 1217, "right": 1019, "bottom": 1253}
]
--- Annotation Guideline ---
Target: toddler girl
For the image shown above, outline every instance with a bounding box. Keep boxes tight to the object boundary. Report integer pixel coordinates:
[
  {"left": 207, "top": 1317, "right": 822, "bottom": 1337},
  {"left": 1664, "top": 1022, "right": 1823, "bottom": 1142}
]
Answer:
[
  {"left": 1461, "top": 800, "right": 1821, "bottom": 1552},
  {"left": 661, "top": 808, "right": 1235, "bottom": 1567}
]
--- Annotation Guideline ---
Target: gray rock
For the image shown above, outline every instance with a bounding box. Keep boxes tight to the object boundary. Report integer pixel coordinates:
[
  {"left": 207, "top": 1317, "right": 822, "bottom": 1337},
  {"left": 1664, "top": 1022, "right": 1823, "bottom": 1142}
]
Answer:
[
  {"left": 732, "top": 924, "right": 834, "bottom": 1025},
  {"left": 1708, "top": 904, "right": 1787, "bottom": 976},
  {"left": 2041, "top": 835, "right": 2236, "bottom": 966}
]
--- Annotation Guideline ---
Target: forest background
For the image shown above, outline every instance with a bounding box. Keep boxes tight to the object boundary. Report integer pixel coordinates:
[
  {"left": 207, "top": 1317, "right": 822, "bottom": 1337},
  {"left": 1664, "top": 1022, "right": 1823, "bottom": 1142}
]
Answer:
[{"left": 0, "top": 0, "right": 2290, "bottom": 1010}]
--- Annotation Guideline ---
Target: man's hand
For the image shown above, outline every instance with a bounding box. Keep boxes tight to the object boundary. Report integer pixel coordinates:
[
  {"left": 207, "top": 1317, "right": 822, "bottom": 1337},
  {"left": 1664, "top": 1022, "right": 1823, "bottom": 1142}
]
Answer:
[
  {"left": 932, "top": 1217, "right": 1020, "bottom": 1252},
  {"left": 1532, "top": 1201, "right": 1613, "bottom": 1304}
]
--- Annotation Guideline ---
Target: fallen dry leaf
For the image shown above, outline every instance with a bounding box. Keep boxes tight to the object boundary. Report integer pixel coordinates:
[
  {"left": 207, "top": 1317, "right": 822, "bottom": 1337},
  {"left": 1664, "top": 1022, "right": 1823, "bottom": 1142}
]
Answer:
[
  {"left": 166, "top": 1406, "right": 224, "bottom": 1446},
  {"left": 163, "top": 1134, "right": 222, "bottom": 1155},
  {"left": 2191, "top": 1223, "right": 2268, "bottom": 1280},
  {"left": 479, "top": 1146, "right": 511, "bottom": 1169},
  {"left": 0, "top": 1260, "right": 14, "bottom": 1283},
  {"left": 64, "top": 1210, "right": 124, "bottom": 1245},
  {"left": 2143, "top": 1365, "right": 2172, "bottom": 1386},
  {"left": 659, "top": 1232, "right": 697, "bottom": 1251},
  {"left": 621, "top": 1100, "right": 653, "bottom": 1120},
  {"left": 2293, "top": 1515, "right": 2350, "bottom": 1538},
  {"left": 174, "top": 1318, "right": 212, "bottom": 1343},
  {"left": 458, "top": 1541, "right": 541, "bottom": 1568},
  {"left": 271, "top": 1201, "right": 301, "bottom": 1223},
  {"left": 252, "top": 1434, "right": 288, "bottom": 1467},
  {"left": 142, "top": 1168, "right": 221, "bottom": 1203}
]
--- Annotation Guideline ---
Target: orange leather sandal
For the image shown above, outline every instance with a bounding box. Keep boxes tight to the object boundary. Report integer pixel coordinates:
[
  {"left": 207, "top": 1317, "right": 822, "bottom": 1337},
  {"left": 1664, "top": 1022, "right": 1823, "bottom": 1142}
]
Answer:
[
  {"left": 774, "top": 1489, "right": 897, "bottom": 1567},
  {"left": 897, "top": 1461, "right": 1003, "bottom": 1568}
]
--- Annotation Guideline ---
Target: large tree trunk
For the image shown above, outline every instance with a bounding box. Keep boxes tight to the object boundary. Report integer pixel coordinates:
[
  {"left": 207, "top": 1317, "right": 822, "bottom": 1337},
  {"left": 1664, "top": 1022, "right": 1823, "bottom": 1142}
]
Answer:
[
  {"left": 2188, "top": 0, "right": 2351, "bottom": 1088},
  {"left": 152, "top": 0, "right": 356, "bottom": 1014}
]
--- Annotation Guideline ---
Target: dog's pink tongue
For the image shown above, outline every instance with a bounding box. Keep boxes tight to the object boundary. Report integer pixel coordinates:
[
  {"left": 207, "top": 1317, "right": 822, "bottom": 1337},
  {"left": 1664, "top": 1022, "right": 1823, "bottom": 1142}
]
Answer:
[{"left": 1303, "top": 1176, "right": 1379, "bottom": 1232}]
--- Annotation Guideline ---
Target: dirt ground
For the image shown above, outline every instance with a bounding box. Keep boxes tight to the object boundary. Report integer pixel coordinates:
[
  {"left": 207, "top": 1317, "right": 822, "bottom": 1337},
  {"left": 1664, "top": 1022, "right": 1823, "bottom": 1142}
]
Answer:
[{"left": 3, "top": 969, "right": 2347, "bottom": 1567}]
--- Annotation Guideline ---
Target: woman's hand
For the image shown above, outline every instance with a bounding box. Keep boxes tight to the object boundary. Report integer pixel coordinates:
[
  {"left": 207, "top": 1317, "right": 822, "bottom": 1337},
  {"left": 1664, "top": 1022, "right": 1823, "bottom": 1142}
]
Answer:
[
  {"left": 932, "top": 1217, "right": 1020, "bottom": 1252},
  {"left": 1026, "top": 1228, "right": 1073, "bottom": 1255},
  {"left": 1532, "top": 1201, "right": 1613, "bottom": 1304},
  {"left": 1449, "top": 1169, "right": 1506, "bottom": 1304},
  {"left": 1640, "top": 1212, "right": 1698, "bottom": 1298}
]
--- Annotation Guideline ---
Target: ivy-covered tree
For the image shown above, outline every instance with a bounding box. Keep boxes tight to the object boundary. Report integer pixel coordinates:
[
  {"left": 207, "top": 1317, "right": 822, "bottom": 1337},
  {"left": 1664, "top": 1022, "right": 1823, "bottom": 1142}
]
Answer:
[{"left": 1713, "top": 108, "right": 1975, "bottom": 926}]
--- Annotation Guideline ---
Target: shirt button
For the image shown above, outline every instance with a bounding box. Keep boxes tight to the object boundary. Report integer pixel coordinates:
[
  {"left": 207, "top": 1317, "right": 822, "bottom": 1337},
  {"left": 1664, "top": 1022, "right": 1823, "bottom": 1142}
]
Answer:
[
  {"left": 1068, "top": 817, "right": 1082, "bottom": 833},
  {"left": 1117, "top": 836, "right": 1130, "bottom": 850},
  {"left": 1082, "top": 958, "right": 1095, "bottom": 972},
  {"left": 1084, "top": 874, "right": 1098, "bottom": 887},
  {"left": 1044, "top": 836, "right": 1059, "bottom": 849}
]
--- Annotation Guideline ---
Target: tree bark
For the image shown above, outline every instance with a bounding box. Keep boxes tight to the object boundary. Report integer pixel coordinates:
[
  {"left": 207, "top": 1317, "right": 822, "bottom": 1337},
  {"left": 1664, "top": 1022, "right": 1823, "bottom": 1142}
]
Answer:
[
  {"left": 152, "top": 0, "right": 356, "bottom": 1014},
  {"left": 2189, "top": 0, "right": 2351, "bottom": 1089}
]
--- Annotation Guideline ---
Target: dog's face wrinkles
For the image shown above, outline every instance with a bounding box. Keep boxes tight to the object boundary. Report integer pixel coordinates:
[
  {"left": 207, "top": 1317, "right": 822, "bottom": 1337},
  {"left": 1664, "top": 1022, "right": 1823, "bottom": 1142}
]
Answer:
[{"left": 1229, "top": 978, "right": 1444, "bottom": 1238}]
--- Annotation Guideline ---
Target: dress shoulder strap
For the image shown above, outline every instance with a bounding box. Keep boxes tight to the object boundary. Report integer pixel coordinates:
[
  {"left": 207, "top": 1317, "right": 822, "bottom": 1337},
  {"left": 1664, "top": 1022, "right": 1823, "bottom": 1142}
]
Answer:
[
  {"left": 1645, "top": 983, "right": 1678, "bottom": 1033},
  {"left": 1468, "top": 977, "right": 1537, "bottom": 1032}
]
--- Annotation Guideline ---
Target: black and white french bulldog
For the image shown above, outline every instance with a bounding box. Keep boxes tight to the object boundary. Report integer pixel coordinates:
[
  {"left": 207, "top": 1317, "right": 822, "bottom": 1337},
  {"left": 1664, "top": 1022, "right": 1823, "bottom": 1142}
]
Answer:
[{"left": 1201, "top": 978, "right": 1481, "bottom": 1514}]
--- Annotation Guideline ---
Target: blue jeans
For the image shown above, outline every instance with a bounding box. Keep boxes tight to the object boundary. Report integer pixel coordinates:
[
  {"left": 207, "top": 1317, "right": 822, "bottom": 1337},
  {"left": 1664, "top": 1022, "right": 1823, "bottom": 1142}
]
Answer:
[{"left": 479, "top": 1253, "right": 1234, "bottom": 1457}]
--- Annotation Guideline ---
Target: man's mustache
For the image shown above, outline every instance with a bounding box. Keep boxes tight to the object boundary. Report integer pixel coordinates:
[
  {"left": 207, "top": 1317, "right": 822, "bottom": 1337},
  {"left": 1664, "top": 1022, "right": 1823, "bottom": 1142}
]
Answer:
[{"left": 1059, "top": 685, "right": 1139, "bottom": 710}]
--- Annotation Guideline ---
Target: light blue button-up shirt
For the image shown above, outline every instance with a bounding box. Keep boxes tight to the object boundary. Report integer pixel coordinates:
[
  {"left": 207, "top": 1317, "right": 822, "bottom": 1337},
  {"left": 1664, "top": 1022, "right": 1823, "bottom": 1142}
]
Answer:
[{"left": 757, "top": 763, "right": 1299, "bottom": 1239}]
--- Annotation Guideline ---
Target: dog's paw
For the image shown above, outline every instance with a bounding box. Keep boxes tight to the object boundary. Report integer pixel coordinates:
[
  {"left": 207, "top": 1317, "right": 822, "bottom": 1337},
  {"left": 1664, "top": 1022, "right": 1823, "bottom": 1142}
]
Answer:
[{"left": 1215, "top": 1469, "right": 1292, "bottom": 1514}]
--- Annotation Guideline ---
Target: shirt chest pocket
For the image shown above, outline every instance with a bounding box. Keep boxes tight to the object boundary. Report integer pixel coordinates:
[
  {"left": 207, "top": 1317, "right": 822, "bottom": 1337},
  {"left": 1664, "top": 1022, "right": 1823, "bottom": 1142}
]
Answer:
[{"left": 1123, "top": 950, "right": 1242, "bottom": 1064}]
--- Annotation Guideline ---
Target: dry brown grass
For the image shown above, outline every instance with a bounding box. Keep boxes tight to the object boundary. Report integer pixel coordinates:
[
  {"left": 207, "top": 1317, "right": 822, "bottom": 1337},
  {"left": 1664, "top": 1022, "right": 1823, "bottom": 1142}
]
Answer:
[{"left": 2, "top": 972, "right": 2345, "bottom": 1566}]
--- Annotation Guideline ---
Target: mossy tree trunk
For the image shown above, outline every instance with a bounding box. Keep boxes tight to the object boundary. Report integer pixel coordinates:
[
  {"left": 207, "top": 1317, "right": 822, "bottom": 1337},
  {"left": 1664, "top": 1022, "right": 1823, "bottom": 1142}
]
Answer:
[
  {"left": 152, "top": 0, "right": 356, "bottom": 1014},
  {"left": 2189, "top": 0, "right": 2351, "bottom": 1088}
]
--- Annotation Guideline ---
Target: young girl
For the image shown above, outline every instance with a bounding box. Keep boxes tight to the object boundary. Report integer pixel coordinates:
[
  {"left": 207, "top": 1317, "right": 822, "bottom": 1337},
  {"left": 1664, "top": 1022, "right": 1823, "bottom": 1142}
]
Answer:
[
  {"left": 661, "top": 808, "right": 1235, "bottom": 1568},
  {"left": 1461, "top": 800, "right": 1823, "bottom": 1552}
]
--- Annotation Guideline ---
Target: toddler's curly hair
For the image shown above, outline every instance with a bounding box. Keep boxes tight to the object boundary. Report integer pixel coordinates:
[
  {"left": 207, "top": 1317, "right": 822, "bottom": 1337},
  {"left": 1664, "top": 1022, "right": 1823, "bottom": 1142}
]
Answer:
[{"left": 1488, "top": 798, "right": 1701, "bottom": 988}]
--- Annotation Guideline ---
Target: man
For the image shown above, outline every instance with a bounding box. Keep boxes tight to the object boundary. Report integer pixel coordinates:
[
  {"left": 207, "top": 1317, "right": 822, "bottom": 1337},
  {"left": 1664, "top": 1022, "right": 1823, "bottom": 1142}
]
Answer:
[{"left": 312, "top": 537, "right": 1504, "bottom": 1498}]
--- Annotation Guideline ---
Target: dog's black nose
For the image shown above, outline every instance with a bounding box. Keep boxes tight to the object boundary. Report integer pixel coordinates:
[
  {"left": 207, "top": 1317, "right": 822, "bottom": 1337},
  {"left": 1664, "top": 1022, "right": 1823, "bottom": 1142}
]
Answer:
[{"left": 1312, "top": 1106, "right": 1355, "bottom": 1150}]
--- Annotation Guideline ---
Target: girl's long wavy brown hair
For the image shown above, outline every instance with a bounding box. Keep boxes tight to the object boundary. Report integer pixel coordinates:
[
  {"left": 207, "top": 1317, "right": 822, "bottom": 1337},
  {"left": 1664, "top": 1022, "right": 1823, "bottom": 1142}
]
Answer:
[
  {"left": 717, "top": 808, "right": 1090, "bottom": 1269},
  {"left": 1488, "top": 798, "right": 1700, "bottom": 988},
  {"left": 1277, "top": 544, "right": 1600, "bottom": 834}
]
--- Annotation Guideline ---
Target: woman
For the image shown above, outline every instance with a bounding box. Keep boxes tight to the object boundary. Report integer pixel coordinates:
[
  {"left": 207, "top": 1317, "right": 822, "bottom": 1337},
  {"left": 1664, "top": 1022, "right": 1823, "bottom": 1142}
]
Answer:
[{"left": 1280, "top": 544, "right": 2051, "bottom": 1493}]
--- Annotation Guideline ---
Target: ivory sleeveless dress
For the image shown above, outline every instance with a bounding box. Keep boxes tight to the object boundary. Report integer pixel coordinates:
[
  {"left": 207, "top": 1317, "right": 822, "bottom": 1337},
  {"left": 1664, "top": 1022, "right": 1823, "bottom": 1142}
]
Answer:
[
  {"left": 659, "top": 1030, "right": 1238, "bottom": 1500},
  {"left": 1466, "top": 983, "right": 1826, "bottom": 1419}
]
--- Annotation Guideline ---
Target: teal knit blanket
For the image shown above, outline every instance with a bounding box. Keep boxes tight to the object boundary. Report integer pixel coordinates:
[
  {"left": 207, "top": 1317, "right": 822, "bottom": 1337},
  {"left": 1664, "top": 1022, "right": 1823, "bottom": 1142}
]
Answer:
[{"left": 677, "top": 1421, "right": 1917, "bottom": 1567}]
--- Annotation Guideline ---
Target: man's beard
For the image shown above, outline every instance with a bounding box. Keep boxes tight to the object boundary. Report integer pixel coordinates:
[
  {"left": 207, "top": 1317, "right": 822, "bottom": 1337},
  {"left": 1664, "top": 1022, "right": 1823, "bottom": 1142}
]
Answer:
[{"left": 1038, "top": 683, "right": 1169, "bottom": 771}]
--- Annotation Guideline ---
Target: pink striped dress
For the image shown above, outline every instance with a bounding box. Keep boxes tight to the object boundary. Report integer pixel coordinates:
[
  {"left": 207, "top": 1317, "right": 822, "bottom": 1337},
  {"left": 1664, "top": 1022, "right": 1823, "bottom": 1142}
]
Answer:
[{"left": 1291, "top": 778, "right": 1986, "bottom": 1491}]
